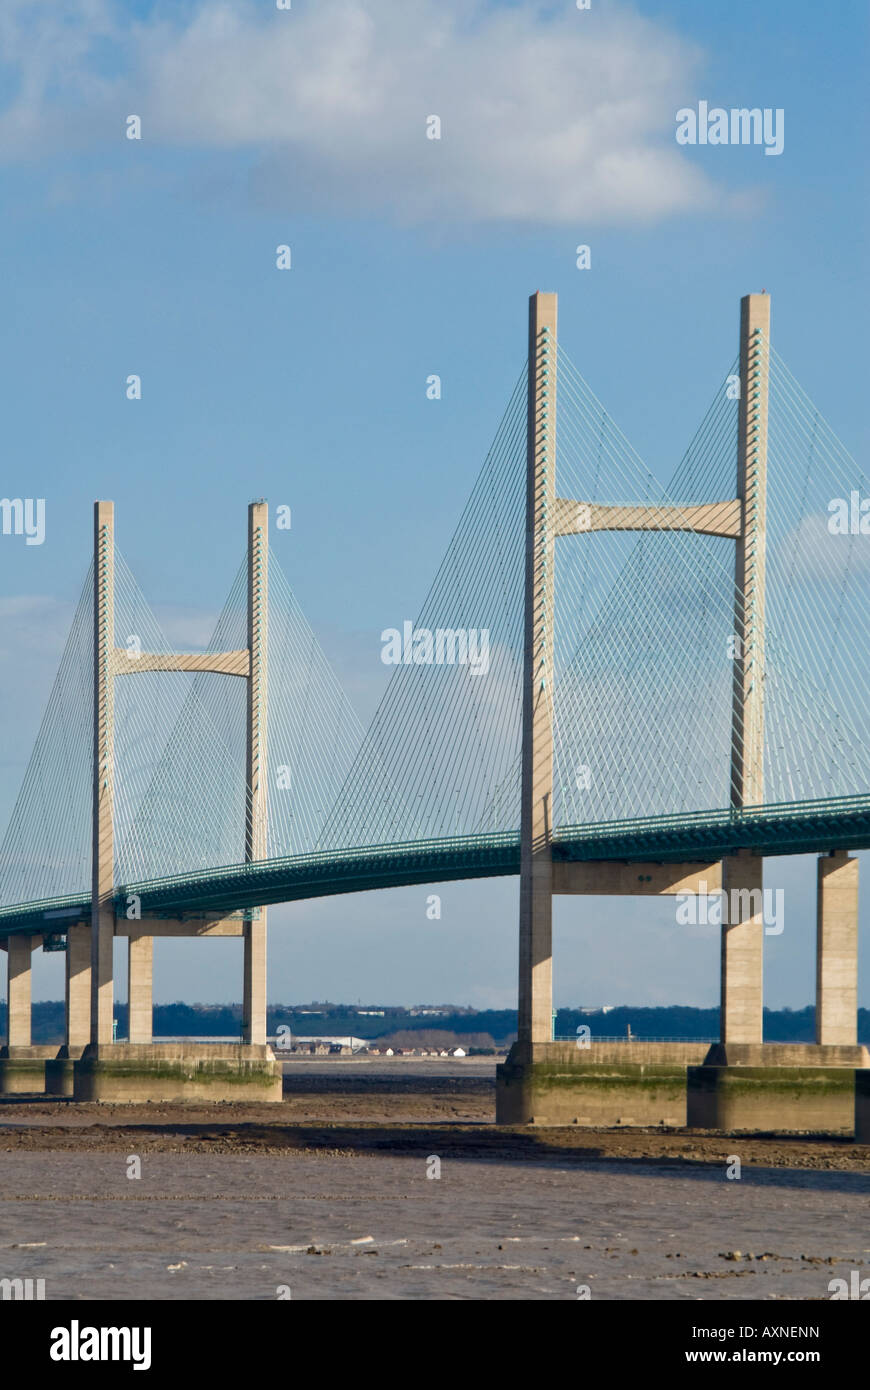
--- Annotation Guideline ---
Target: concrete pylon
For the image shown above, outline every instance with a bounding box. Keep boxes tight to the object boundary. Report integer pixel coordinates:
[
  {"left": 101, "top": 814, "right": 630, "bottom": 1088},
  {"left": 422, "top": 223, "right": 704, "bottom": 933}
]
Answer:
[
  {"left": 243, "top": 501, "right": 268, "bottom": 1046},
  {"left": 91, "top": 501, "right": 116, "bottom": 1045},
  {"left": 517, "top": 292, "right": 556, "bottom": 1045},
  {"left": 720, "top": 294, "right": 769, "bottom": 1045}
]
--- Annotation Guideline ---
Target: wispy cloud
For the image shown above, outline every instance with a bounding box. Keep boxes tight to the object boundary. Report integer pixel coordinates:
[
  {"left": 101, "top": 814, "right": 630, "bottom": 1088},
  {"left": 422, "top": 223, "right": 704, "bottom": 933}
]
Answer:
[{"left": 0, "top": 0, "right": 729, "bottom": 226}]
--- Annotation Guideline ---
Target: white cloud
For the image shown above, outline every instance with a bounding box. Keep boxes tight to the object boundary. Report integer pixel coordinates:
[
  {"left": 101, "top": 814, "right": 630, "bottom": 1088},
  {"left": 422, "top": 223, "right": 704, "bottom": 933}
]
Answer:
[
  {"left": 776, "top": 510, "right": 870, "bottom": 585},
  {"left": 0, "top": 0, "right": 728, "bottom": 225}
]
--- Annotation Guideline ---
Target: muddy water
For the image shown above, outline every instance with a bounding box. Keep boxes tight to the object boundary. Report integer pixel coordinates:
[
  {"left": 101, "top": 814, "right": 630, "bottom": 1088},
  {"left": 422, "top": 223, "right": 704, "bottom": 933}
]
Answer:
[
  {"left": 0, "top": 1063, "right": 867, "bottom": 1300},
  {"left": 1, "top": 1146, "right": 867, "bottom": 1300}
]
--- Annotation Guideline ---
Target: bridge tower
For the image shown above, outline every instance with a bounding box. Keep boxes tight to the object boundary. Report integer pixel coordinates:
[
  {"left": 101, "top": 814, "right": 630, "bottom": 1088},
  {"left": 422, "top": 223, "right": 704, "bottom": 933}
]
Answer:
[
  {"left": 513, "top": 290, "right": 752, "bottom": 1061},
  {"left": 691, "top": 297, "right": 862, "bottom": 1132},
  {"left": 59, "top": 500, "right": 281, "bottom": 1101},
  {"left": 243, "top": 500, "right": 269, "bottom": 1047},
  {"left": 91, "top": 500, "right": 116, "bottom": 1047},
  {"left": 518, "top": 290, "right": 557, "bottom": 1046},
  {"left": 719, "top": 293, "right": 770, "bottom": 1047},
  {"left": 499, "top": 289, "right": 865, "bottom": 1128}
]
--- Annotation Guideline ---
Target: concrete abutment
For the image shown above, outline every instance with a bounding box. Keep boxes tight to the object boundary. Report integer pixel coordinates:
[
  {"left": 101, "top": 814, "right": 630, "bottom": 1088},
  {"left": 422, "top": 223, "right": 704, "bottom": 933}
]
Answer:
[
  {"left": 496, "top": 1042, "right": 709, "bottom": 1127},
  {"left": 72, "top": 1043, "right": 282, "bottom": 1103}
]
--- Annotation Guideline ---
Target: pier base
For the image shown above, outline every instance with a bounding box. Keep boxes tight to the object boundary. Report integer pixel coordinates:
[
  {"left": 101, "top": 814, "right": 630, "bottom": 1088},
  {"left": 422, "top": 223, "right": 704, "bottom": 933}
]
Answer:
[
  {"left": 0, "top": 1044, "right": 58, "bottom": 1095},
  {"left": 45, "top": 1045, "right": 87, "bottom": 1097},
  {"left": 72, "top": 1043, "right": 283, "bottom": 1103},
  {"left": 687, "top": 1044, "right": 869, "bottom": 1133},
  {"left": 495, "top": 1042, "right": 708, "bottom": 1126}
]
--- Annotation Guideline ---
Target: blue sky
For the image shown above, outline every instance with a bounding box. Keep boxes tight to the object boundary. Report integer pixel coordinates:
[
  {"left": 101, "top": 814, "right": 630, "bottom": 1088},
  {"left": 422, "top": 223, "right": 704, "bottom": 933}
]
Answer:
[{"left": 0, "top": 0, "right": 867, "bottom": 1010}]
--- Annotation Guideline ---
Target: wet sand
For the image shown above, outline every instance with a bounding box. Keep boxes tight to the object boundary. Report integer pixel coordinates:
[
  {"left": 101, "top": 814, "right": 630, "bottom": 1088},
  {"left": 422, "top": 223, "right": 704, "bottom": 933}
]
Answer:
[{"left": 0, "top": 1064, "right": 867, "bottom": 1300}]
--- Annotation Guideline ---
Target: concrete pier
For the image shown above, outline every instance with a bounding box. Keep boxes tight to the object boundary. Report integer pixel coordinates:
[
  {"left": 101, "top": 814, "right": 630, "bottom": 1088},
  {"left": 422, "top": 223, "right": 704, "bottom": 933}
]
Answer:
[
  {"left": 0, "top": 935, "right": 52, "bottom": 1094},
  {"left": 687, "top": 1044, "right": 869, "bottom": 1133},
  {"left": 0, "top": 1045, "right": 60, "bottom": 1095},
  {"left": 720, "top": 852, "right": 764, "bottom": 1044},
  {"left": 498, "top": 1042, "right": 709, "bottom": 1127},
  {"left": 816, "top": 851, "right": 858, "bottom": 1046},
  {"left": 45, "top": 922, "right": 91, "bottom": 1096},
  {"left": 6, "top": 933, "right": 33, "bottom": 1047},
  {"left": 73, "top": 1043, "right": 282, "bottom": 1103},
  {"left": 128, "top": 934, "right": 153, "bottom": 1044},
  {"left": 66, "top": 923, "right": 91, "bottom": 1048}
]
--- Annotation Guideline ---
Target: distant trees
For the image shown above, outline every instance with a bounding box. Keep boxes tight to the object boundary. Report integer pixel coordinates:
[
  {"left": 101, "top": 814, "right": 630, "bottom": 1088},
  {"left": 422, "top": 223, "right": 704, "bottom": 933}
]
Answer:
[{"left": 6, "top": 1000, "right": 868, "bottom": 1046}]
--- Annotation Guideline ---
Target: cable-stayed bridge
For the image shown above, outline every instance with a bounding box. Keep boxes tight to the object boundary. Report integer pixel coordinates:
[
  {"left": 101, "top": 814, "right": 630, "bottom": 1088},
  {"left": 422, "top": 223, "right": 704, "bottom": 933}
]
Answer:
[{"left": 1, "top": 291, "right": 869, "bottom": 1123}]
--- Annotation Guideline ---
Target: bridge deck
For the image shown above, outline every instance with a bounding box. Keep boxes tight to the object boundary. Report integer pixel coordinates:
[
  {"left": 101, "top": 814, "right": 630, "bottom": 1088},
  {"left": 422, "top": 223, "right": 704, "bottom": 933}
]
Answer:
[{"left": 1, "top": 795, "right": 868, "bottom": 937}]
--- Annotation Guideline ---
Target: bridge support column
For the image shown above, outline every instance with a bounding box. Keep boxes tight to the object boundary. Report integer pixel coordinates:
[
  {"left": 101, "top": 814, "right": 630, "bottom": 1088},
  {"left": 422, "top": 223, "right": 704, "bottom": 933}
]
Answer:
[
  {"left": 128, "top": 934, "right": 153, "bottom": 1044},
  {"left": 0, "top": 934, "right": 54, "bottom": 1094},
  {"left": 46, "top": 924, "right": 92, "bottom": 1095},
  {"left": 6, "top": 934, "right": 32, "bottom": 1048},
  {"left": 66, "top": 924, "right": 91, "bottom": 1048},
  {"left": 816, "top": 851, "right": 858, "bottom": 1046},
  {"left": 243, "top": 915, "right": 267, "bottom": 1047},
  {"left": 720, "top": 851, "right": 764, "bottom": 1045}
]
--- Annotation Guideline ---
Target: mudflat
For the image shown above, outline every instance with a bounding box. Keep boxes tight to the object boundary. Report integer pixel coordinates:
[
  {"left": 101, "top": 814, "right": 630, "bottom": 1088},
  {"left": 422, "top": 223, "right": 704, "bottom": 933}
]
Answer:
[{"left": 0, "top": 1064, "right": 867, "bottom": 1300}]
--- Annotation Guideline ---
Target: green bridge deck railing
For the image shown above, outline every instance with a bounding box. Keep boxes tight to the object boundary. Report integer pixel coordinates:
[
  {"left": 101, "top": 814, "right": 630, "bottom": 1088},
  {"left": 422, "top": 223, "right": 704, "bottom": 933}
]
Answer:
[{"left": 1, "top": 792, "right": 869, "bottom": 937}]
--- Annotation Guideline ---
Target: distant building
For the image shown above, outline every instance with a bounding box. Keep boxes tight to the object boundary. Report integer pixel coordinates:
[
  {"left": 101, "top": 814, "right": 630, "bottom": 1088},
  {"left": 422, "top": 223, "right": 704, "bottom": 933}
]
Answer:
[
  {"left": 452, "top": 1047, "right": 466, "bottom": 1057},
  {"left": 274, "top": 1034, "right": 367, "bottom": 1052}
]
